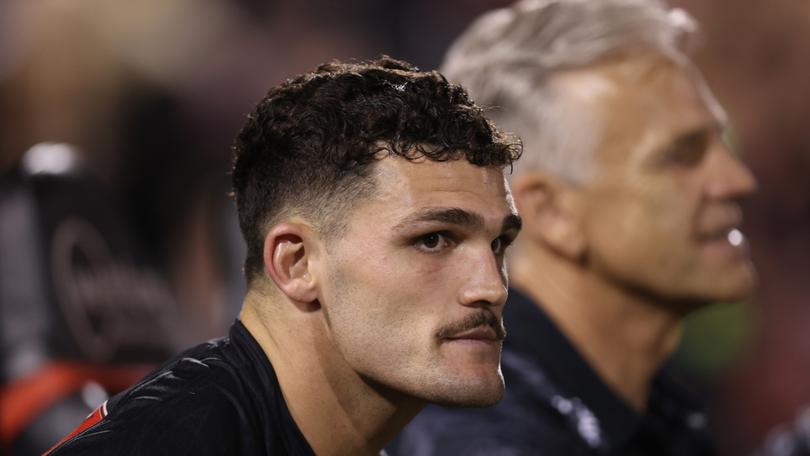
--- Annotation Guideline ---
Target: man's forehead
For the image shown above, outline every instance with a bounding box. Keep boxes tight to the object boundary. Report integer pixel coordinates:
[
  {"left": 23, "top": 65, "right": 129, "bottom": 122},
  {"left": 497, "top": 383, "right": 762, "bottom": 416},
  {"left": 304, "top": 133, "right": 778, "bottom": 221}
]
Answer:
[
  {"left": 581, "top": 56, "right": 724, "bottom": 167},
  {"left": 367, "top": 156, "right": 515, "bottom": 220},
  {"left": 373, "top": 155, "right": 508, "bottom": 193}
]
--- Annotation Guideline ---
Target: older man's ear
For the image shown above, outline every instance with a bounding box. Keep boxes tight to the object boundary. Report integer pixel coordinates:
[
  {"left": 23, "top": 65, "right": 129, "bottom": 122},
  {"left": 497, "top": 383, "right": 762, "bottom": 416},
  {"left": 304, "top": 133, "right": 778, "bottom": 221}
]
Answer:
[{"left": 511, "top": 171, "right": 586, "bottom": 261}]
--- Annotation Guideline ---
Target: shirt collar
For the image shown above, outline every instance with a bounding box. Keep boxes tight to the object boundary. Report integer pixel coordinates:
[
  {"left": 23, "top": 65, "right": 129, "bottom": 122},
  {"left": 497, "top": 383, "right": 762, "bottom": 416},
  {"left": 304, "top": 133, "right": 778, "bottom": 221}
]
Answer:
[{"left": 503, "top": 287, "right": 644, "bottom": 448}]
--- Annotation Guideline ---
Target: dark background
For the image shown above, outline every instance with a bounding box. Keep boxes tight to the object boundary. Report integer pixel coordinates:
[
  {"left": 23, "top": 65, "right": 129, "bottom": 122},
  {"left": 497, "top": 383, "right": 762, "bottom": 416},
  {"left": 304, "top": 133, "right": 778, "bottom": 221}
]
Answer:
[{"left": 1, "top": 1, "right": 809, "bottom": 453}]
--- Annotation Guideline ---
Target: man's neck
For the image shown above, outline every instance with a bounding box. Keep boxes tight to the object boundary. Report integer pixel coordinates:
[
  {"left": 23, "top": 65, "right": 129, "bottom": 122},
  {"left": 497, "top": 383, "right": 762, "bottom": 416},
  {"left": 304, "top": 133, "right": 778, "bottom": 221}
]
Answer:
[
  {"left": 239, "top": 295, "right": 424, "bottom": 456},
  {"left": 510, "top": 248, "right": 685, "bottom": 412}
]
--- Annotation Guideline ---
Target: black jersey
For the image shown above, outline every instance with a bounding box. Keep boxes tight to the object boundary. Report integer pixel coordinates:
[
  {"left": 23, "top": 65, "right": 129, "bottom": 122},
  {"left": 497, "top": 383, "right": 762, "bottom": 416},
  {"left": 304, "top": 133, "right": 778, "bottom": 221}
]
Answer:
[{"left": 47, "top": 321, "right": 316, "bottom": 456}]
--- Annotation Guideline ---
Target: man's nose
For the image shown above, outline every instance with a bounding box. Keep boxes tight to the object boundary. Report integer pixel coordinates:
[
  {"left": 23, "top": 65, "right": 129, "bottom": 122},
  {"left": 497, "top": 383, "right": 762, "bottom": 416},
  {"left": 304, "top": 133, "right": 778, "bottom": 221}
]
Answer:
[
  {"left": 705, "top": 143, "right": 758, "bottom": 201},
  {"left": 458, "top": 248, "right": 508, "bottom": 309}
]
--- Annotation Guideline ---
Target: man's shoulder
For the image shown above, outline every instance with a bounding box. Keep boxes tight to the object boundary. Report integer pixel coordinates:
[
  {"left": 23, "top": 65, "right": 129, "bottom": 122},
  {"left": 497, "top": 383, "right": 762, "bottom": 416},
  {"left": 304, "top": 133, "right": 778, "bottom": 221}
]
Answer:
[
  {"left": 108, "top": 337, "right": 251, "bottom": 420},
  {"left": 49, "top": 339, "right": 259, "bottom": 455},
  {"left": 128, "top": 337, "right": 246, "bottom": 395}
]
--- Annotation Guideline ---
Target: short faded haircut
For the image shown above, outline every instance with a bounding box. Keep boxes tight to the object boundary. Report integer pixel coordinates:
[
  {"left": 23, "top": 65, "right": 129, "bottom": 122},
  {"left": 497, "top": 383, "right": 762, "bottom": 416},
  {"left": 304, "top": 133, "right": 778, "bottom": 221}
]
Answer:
[
  {"left": 441, "top": 0, "right": 697, "bottom": 181},
  {"left": 232, "top": 57, "right": 521, "bottom": 284}
]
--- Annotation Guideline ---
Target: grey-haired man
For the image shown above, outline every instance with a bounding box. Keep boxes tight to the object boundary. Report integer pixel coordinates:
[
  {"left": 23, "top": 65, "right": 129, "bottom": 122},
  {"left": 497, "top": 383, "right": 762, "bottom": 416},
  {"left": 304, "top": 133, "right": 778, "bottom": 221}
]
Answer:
[{"left": 390, "top": 1, "right": 757, "bottom": 455}]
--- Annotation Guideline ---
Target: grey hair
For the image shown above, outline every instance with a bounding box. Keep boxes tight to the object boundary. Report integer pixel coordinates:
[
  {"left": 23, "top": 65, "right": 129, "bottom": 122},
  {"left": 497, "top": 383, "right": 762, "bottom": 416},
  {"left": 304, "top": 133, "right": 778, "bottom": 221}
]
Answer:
[{"left": 441, "top": 0, "right": 697, "bottom": 181}]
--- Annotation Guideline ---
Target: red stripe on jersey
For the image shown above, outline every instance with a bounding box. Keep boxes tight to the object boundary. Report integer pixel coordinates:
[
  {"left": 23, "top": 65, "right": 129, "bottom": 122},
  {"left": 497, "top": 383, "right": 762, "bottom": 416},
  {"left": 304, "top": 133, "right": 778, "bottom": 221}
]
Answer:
[
  {"left": 42, "top": 401, "right": 108, "bottom": 455},
  {"left": 0, "top": 361, "right": 150, "bottom": 446}
]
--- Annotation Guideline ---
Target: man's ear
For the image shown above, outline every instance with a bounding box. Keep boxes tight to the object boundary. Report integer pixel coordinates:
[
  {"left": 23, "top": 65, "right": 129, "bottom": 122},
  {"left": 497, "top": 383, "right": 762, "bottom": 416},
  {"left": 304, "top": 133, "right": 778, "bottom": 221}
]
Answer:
[
  {"left": 511, "top": 171, "right": 586, "bottom": 260},
  {"left": 262, "top": 223, "right": 319, "bottom": 305}
]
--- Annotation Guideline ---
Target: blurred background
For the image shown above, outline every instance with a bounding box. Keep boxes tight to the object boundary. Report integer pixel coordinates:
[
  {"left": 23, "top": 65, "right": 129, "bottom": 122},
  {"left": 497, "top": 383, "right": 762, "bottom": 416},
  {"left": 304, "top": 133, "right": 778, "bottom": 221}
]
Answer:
[{"left": 0, "top": 0, "right": 808, "bottom": 454}]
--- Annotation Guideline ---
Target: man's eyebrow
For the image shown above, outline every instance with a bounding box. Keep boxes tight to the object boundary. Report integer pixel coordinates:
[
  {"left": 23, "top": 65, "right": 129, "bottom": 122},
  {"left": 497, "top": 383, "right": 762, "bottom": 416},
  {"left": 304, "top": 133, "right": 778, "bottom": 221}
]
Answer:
[
  {"left": 393, "top": 208, "right": 522, "bottom": 235},
  {"left": 674, "top": 118, "right": 729, "bottom": 149},
  {"left": 393, "top": 208, "right": 486, "bottom": 232},
  {"left": 648, "top": 124, "right": 718, "bottom": 165},
  {"left": 671, "top": 126, "right": 713, "bottom": 149}
]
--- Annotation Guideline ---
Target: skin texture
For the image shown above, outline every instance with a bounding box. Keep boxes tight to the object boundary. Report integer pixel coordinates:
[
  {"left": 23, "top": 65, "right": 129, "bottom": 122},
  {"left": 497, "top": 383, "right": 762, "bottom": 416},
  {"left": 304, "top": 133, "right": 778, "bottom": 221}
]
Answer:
[
  {"left": 320, "top": 157, "right": 519, "bottom": 406},
  {"left": 241, "top": 155, "right": 520, "bottom": 456},
  {"left": 509, "top": 53, "right": 757, "bottom": 411},
  {"left": 575, "top": 55, "right": 757, "bottom": 304}
]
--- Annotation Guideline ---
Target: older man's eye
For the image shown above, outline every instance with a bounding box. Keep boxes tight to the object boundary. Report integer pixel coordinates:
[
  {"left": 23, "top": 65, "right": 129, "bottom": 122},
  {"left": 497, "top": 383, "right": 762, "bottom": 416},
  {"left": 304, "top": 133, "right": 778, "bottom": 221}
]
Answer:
[
  {"left": 491, "top": 235, "right": 515, "bottom": 256},
  {"left": 661, "top": 130, "right": 710, "bottom": 168},
  {"left": 491, "top": 237, "right": 503, "bottom": 254}
]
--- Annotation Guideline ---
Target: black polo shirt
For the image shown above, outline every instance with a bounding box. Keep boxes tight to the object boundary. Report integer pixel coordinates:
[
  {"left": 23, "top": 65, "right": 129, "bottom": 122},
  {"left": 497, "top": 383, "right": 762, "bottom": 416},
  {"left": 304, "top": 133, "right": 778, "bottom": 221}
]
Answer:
[
  {"left": 389, "top": 289, "right": 716, "bottom": 456},
  {"left": 47, "top": 321, "right": 316, "bottom": 456}
]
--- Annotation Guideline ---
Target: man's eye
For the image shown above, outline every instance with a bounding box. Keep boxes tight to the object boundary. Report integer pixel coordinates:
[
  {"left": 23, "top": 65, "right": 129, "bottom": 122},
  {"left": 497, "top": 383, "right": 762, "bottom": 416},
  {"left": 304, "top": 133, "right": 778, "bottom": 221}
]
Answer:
[
  {"left": 491, "top": 236, "right": 513, "bottom": 255},
  {"left": 416, "top": 232, "right": 451, "bottom": 252},
  {"left": 661, "top": 132, "right": 710, "bottom": 168},
  {"left": 491, "top": 237, "right": 503, "bottom": 254},
  {"left": 670, "top": 143, "right": 706, "bottom": 167}
]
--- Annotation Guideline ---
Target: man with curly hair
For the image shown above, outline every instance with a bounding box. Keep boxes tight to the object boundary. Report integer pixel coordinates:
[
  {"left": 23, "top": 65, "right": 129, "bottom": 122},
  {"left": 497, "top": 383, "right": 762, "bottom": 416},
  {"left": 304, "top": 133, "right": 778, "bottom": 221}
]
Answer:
[{"left": 46, "top": 57, "right": 522, "bottom": 456}]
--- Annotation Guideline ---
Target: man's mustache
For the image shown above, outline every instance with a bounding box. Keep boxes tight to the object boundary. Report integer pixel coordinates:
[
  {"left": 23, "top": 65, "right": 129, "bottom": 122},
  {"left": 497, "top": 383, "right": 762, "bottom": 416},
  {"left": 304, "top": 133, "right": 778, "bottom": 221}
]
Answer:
[{"left": 436, "top": 310, "right": 506, "bottom": 340}]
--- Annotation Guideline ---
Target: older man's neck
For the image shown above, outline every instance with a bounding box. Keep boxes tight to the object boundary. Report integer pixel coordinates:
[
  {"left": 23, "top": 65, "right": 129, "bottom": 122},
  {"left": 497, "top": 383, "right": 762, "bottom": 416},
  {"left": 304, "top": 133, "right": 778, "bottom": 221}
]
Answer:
[
  {"left": 511, "top": 251, "right": 684, "bottom": 413},
  {"left": 239, "top": 295, "right": 424, "bottom": 456}
]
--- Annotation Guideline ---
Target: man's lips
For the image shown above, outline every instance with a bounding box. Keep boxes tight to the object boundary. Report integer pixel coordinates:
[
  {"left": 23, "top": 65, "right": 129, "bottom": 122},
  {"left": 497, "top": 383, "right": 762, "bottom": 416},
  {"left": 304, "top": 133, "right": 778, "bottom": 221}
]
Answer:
[
  {"left": 696, "top": 224, "right": 747, "bottom": 250},
  {"left": 697, "top": 226, "right": 749, "bottom": 260},
  {"left": 697, "top": 206, "right": 743, "bottom": 240},
  {"left": 436, "top": 311, "right": 507, "bottom": 341},
  {"left": 698, "top": 224, "right": 739, "bottom": 240},
  {"left": 443, "top": 325, "right": 503, "bottom": 342}
]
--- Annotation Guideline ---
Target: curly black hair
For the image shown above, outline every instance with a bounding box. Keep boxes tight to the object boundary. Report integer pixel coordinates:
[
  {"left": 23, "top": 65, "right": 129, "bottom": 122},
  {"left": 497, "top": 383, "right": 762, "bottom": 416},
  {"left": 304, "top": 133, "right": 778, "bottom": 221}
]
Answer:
[{"left": 232, "top": 56, "right": 521, "bottom": 283}]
